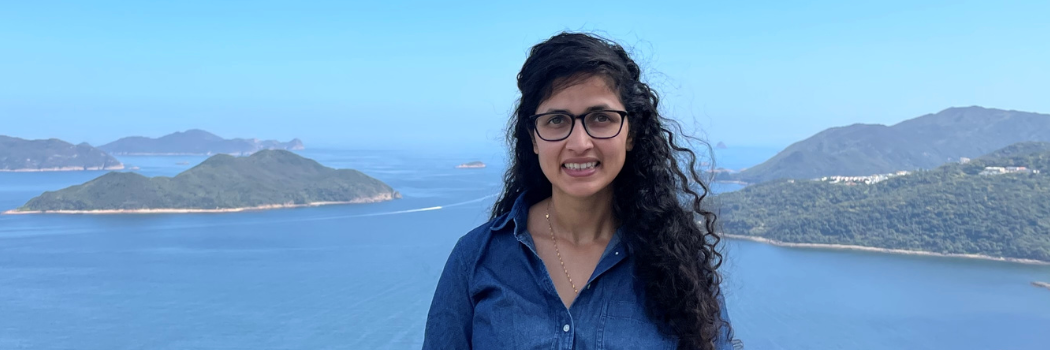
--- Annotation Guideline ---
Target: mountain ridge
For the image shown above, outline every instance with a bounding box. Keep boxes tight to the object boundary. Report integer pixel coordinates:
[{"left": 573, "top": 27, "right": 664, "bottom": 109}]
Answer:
[
  {"left": 733, "top": 107, "right": 1050, "bottom": 183},
  {"left": 99, "top": 129, "right": 304, "bottom": 156}
]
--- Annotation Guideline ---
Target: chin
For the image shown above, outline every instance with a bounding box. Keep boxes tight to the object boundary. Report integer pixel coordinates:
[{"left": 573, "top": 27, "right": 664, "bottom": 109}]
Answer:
[{"left": 555, "top": 181, "right": 612, "bottom": 199}]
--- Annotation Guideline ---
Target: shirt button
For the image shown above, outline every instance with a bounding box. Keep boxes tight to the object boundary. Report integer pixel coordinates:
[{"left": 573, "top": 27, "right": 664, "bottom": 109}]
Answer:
[
  {"left": 563, "top": 324, "right": 570, "bottom": 332},
  {"left": 615, "top": 251, "right": 619, "bottom": 255}
]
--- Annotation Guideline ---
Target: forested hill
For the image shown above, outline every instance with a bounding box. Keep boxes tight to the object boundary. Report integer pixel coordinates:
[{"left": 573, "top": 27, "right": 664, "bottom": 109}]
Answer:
[{"left": 716, "top": 142, "right": 1050, "bottom": 262}]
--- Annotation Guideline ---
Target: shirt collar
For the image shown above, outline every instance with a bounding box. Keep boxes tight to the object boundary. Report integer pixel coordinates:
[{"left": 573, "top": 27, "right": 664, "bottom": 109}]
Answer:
[{"left": 489, "top": 190, "right": 530, "bottom": 233}]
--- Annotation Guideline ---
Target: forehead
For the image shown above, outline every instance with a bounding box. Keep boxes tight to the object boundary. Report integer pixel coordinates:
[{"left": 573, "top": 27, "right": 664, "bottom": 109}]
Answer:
[{"left": 536, "top": 75, "right": 623, "bottom": 114}]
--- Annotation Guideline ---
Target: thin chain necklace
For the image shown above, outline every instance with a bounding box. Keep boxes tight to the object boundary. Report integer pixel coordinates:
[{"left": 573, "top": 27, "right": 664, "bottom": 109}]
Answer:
[{"left": 546, "top": 200, "right": 579, "bottom": 294}]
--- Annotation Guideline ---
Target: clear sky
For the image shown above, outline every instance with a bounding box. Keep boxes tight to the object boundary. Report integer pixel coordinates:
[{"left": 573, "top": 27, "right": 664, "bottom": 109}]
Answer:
[{"left": 2, "top": 0, "right": 1048, "bottom": 150}]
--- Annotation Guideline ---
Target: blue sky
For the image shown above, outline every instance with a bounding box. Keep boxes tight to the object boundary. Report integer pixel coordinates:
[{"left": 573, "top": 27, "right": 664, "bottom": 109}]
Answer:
[{"left": 2, "top": 0, "right": 1048, "bottom": 150}]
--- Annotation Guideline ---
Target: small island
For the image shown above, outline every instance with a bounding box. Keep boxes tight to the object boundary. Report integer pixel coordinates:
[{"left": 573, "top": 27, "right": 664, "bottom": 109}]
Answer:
[
  {"left": 5, "top": 150, "right": 399, "bottom": 214},
  {"left": 1, "top": 135, "right": 124, "bottom": 172},
  {"left": 99, "top": 129, "right": 305, "bottom": 156},
  {"left": 456, "top": 161, "right": 486, "bottom": 169}
]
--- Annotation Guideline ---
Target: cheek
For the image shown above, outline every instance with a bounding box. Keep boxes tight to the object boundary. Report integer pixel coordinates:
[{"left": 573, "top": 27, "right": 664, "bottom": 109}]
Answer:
[{"left": 536, "top": 143, "right": 561, "bottom": 169}]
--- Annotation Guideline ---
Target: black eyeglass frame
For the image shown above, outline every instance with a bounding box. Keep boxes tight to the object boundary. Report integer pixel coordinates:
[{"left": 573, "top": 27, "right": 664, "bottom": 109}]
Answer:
[{"left": 527, "top": 109, "right": 629, "bottom": 142}]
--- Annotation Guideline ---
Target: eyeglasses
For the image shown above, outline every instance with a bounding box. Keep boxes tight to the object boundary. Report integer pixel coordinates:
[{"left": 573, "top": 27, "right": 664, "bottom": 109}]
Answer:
[{"left": 528, "top": 110, "right": 628, "bottom": 141}]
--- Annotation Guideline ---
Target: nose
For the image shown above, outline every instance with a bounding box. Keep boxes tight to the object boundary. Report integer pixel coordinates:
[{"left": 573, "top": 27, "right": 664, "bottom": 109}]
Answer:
[{"left": 565, "top": 118, "right": 594, "bottom": 153}]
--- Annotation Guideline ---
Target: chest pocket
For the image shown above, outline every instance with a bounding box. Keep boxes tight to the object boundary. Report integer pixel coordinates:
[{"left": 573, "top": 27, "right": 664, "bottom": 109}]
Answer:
[{"left": 597, "top": 300, "right": 678, "bottom": 350}]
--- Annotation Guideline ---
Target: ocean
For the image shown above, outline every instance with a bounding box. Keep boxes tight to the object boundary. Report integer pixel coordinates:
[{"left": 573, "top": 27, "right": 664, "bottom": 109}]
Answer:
[{"left": 1, "top": 148, "right": 1048, "bottom": 350}]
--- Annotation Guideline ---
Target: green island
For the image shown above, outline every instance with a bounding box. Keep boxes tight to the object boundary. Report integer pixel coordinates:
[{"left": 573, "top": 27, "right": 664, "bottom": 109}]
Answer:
[
  {"left": 716, "top": 142, "right": 1050, "bottom": 263},
  {"left": 1, "top": 135, "right": 124, "bottom": 172},
  {"left": 5, "top": 150, "right": 399, "bottom": 214}
]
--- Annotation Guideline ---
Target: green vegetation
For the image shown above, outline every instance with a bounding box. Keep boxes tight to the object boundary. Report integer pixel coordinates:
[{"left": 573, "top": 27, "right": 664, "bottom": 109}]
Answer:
[
  {"left": 99, "top": 129, "right": 304, "bottom": 155},
  {"left": 16, "top": 150, "right": 398, "bottom": 211},
  {"left": 733, "top": 107, "right": 1050, "bottom": 183},
  {"left": 1, "top": 135, "right": 123, "bottom": 171},
  {"left": 716, "top": 142, "right": 1050, "bottom": 261}
]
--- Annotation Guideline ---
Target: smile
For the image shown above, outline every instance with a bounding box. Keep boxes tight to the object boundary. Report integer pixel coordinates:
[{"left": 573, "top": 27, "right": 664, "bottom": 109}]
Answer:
[
  {"left": 563, "top": 161, "right": 598, "bottom": 170},
  {"left": 561, "top": 161, "right": 601, "bottom": 177}
]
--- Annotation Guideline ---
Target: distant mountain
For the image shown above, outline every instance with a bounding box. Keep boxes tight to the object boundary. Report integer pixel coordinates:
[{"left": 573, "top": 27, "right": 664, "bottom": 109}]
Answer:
[
  {"left": 734, "top": 107, "right": 1050, "bottom": 183},
  {"left": 9, "top": 150, "right": 399, "bottom": 213},
  {"left": 716, "top": 142, "right": 1050, "bottom": 262},
  {"left": 0, "top": 136, "right": 123, "bottom": 172},
  {"left": 99, "top": 129, "right": 305, "bottom": 156}
]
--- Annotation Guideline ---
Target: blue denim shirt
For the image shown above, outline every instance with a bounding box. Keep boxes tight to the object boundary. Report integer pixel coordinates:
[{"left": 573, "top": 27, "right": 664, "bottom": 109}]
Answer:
[{"left": 423, "top": 192, "right": 735, "bottom": 350}]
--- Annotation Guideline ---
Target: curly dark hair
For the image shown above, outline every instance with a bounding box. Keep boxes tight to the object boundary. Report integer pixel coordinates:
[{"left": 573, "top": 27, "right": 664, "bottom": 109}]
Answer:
[{"left": 491, "top": 32, "right": 729, "bottom": 350}]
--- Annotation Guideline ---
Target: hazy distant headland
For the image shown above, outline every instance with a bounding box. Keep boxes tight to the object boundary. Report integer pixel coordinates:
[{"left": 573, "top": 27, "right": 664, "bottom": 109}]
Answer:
[
  {"left": 730, "top": 107, "right": 1050, "bottom": 184},
  {"left": 5, "top": 150, "right": 399, "bottom": 214},
  {"left": 0, "top": 135, "right": 124, "bottom": 172},
  {"left": 99, "top": 129, "right": 304, "bottom": 156},
  {"left": 717, "top": 141, "right": 1050, "bottom": 263}
]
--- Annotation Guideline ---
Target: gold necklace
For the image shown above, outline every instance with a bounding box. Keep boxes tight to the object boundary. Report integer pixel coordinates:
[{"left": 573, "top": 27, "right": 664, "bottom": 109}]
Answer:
[{"left": 546, "top": 200, "right": 579, "bottom": 294}]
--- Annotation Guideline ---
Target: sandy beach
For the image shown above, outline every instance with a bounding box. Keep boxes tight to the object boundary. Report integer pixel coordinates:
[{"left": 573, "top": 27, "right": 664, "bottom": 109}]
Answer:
[
  {"left": 724, "top": 234, "right": 1050, "bottom": 265},
  {"left": 3, "top": 192, "right": 399, "bottom": 215}
]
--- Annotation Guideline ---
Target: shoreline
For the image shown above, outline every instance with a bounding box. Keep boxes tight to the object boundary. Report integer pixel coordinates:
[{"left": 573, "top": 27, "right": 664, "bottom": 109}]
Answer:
[
  {"left": 0, "top": 165, "right": 125, "bottom": 172},
  {"left": 2, "top": 192, "right": 399, "bottom": 215},
  {"left": 724, "top": 234, "right": 1050, "bottom": 265}
]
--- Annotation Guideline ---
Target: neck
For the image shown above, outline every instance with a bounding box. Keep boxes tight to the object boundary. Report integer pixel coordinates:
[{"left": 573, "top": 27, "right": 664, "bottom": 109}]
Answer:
[{"left": 548, "top": 187, "right": 616, "bottom": 245}]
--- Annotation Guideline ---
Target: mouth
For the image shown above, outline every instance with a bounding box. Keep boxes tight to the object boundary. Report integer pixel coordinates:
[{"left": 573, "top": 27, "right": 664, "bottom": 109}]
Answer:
[{"left": 562, "top": 161, "right": 600, "bottom": 177}]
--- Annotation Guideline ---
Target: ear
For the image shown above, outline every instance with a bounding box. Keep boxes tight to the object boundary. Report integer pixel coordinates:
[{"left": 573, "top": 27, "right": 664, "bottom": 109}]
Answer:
[
  {"left": 531, "top": 132, "right": 539, "bottom": 154},
  {"left": 625, "top": 128, "right": 634, "bottom": 152}
]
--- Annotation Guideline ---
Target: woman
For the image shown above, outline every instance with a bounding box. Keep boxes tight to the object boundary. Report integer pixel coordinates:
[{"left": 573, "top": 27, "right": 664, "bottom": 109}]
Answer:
[{"left": 423, "top": 32, "right": 734, "bottom": 350}]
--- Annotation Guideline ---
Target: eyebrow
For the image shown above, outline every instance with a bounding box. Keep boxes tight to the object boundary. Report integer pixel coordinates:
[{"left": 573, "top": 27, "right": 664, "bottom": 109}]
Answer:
[{"left": 541, "top": 104, "right": 611, "bottom": 114}]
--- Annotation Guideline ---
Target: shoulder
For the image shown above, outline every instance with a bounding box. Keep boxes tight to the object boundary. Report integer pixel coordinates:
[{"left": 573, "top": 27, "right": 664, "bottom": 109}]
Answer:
[{"left": 445, "top": 213, "right": 510, "bottom": 267}]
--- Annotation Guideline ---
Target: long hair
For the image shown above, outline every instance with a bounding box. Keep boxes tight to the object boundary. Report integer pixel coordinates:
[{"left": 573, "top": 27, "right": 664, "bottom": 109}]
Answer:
[{"left": 492, "top": 32, "right": 728, "bottom": 350}]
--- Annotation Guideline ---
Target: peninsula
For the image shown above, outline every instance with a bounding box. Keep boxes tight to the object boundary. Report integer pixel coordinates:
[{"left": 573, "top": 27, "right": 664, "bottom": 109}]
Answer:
[
  {"left": 1, "top": 135, "right": 124, "bottom": 172},
  {"left": 6, "top": 150, "right": 399, "bottom": 214},
  {"left": 99, "top": 129, "right": 304, "bottom": 156},
  {"left": 717, "top": 142, "right": 1050, "bottom": 263}
]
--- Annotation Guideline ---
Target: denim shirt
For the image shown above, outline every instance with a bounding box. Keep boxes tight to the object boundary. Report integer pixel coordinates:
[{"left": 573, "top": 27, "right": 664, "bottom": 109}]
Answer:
[{"left": 423, "top": 192, "right": 735, "bottom": 350}]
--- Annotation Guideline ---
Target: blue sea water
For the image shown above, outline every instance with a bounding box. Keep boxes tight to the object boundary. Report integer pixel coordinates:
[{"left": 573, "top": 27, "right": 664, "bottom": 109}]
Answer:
[{"left": 1, "top": 148, "right": 1048, "bottom": 350}]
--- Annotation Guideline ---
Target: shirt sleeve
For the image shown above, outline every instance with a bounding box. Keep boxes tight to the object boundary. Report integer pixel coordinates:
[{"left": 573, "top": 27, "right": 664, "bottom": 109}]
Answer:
[
  {"left": 716, "top": 292, "right": 739, "bottom": 350},
  {"left": 422, "top": 236, "right": 474, "bottom": 350}
]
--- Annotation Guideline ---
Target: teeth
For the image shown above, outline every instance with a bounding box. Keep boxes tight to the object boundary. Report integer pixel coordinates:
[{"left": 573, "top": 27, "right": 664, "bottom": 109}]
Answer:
[{"left": 564, "top": 162, "right": 597, "bottom": 170}]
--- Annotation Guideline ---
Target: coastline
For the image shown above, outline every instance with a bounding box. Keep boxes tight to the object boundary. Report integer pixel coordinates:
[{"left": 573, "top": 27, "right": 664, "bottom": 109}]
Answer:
[
  {"left": 724, "top": 234, "right": 1050, "bottom": 265},
  {"left": 0, "top": 165, "right": 125, "bottom": 172},
  {"left": 3, "top": 192, "right": 399, "bottom": 215}
]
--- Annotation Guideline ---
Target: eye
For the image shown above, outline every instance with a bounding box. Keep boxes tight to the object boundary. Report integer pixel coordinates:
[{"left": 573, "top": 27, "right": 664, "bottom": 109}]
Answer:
[
  {"left": 589, "top": 112, "right": 618, "bottom": 123},
  {"left": 546, "top": 115, "right": 568, "bottom": 125}
]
